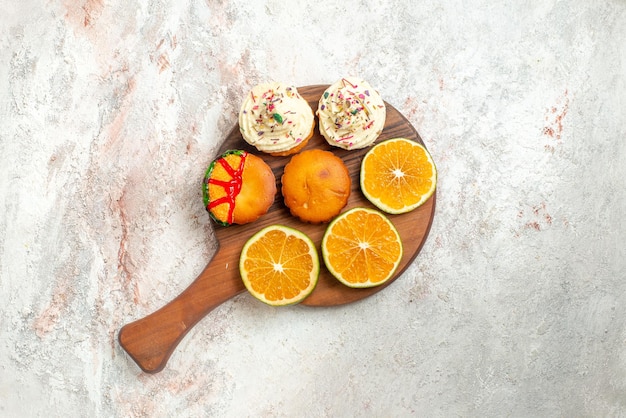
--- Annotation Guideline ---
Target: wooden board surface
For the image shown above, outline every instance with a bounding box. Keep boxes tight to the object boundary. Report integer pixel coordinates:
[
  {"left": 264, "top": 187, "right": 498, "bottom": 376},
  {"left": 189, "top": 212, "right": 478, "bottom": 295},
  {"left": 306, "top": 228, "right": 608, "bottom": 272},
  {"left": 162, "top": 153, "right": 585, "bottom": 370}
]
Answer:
[{"left": 118, "top": 85, "right": 436, "bottom": 373}]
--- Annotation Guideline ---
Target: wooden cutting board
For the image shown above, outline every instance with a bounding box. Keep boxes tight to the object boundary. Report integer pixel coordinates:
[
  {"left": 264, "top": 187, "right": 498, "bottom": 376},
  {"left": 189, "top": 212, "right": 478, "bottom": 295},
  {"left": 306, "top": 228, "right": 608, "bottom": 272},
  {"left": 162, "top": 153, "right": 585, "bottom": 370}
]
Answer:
[{"left": 118, "top": 85, "right": 436, "bottom": 373}]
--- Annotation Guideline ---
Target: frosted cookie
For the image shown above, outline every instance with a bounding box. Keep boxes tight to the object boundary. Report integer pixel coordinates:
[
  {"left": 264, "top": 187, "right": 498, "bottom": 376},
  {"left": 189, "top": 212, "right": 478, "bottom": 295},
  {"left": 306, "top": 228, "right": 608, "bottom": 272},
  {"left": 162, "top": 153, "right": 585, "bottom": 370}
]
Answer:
[
  {"left": 239, "top": 83, "right": 315, "bottom": 156},
  {"left": 317, "top": 77, "right": 386, "bottom": 150}
]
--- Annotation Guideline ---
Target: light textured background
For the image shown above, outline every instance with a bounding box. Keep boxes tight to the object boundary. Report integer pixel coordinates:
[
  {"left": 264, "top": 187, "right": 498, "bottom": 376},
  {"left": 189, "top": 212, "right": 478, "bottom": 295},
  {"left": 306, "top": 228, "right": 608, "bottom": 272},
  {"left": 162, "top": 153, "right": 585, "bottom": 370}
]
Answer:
[{"left": 2, "top": 0, "right": 626, "bottom": 416}]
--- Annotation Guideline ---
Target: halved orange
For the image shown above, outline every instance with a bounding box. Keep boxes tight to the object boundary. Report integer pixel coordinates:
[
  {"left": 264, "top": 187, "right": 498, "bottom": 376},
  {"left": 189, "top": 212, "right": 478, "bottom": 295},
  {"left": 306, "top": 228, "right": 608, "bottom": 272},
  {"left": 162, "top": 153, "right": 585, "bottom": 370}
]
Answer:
[
  {"left": 321, "top": 207, "right": 403, "bottom": 288},
  {"left": 360, "top": 137, "right": 437, "bottom": 214},
  {"left": 239, "top": 225, "right": 319, "bottom": 306}
]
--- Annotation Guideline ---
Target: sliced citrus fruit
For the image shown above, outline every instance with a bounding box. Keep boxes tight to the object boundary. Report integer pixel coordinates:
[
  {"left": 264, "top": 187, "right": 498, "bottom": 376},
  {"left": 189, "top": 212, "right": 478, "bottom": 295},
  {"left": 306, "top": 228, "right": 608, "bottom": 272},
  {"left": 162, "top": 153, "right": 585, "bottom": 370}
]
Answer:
[
  {"left": 360, "top": 137, "right": 437, "bottom": 214},
  {"left": 239, "top": 225, "right": 319, "bottom": 306},
  {"left": 321, "top": 207, "right": 403, "bottom": 288}
]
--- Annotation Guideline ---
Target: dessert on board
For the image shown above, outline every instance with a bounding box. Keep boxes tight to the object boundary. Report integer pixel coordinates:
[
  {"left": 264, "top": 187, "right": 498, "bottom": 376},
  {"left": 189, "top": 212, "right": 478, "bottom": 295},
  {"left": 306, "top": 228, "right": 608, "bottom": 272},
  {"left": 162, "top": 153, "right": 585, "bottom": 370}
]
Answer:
[
  {"left": 317, "top": 77, "right": 386, "bottom": 150},
  {"left": 281, "top": 149, "right": 351, "bottom": 224},
  {"left": 203, "top": 149, "right": 276, "bottom": 226},
  {"left": 238, "top": 82, "right": 315, "bottom": 156}
]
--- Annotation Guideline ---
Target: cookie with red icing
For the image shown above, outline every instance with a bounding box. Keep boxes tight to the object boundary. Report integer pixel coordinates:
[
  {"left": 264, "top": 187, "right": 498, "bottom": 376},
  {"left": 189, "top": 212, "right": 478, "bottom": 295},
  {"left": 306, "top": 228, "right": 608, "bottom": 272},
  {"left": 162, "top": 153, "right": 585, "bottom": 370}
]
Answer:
[{"left": 203, "top": 150, "right": 276, "bottom": 226}]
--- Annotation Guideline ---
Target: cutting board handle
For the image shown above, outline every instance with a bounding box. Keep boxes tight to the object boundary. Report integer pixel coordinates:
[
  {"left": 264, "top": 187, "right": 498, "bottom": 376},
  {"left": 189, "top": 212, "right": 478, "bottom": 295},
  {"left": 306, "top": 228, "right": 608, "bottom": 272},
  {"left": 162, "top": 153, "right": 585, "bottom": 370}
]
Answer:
[{"left": 118, "top": 247, "right": 245, "bottom": 373}]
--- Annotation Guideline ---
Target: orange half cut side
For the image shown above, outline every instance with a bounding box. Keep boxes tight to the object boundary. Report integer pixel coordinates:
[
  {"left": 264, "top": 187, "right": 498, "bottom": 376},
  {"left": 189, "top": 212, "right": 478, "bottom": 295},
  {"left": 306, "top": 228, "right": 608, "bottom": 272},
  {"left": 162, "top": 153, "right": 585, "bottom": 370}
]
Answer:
[
  {"left": 360, "top": 138, "right": 437, "bottom": 214},
  {"left": 321, "top": 207, "right": 403, "bottom": 288},
  {"left": 239, "top": 225, "right": 320, "bottom": 306}
]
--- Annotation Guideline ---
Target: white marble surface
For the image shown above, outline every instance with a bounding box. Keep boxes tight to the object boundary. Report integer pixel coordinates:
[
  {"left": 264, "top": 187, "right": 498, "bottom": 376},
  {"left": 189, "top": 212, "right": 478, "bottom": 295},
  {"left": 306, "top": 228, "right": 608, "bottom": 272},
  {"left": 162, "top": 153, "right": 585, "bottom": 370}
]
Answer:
[{"left": 2, "top": 0, "right": 626, "bottom": 416}]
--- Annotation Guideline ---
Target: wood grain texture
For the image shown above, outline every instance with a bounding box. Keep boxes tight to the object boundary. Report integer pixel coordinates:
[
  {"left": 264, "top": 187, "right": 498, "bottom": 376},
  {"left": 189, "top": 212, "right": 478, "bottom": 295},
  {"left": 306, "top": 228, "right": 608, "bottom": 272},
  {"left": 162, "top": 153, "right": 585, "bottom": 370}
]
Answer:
[{"left": 118, "top": 85, "right": 436, "bottom": 373}]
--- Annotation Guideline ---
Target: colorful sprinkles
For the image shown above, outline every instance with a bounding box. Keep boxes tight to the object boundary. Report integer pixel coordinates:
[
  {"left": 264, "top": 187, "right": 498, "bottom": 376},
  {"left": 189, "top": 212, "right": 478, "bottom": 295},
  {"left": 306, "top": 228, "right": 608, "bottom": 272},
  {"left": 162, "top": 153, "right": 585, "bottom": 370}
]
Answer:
[
  {"left": 239, "top": 83, "right": 314, "bottom": 154},
  {"left": 317, "top": 78, "right": 386, "bottom": 150}
]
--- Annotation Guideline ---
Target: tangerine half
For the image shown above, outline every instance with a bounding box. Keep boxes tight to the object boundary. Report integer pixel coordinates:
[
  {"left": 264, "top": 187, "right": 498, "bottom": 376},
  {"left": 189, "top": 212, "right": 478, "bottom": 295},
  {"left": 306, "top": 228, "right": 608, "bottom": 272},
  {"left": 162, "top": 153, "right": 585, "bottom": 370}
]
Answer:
[
  {"left": 360, "top": 138, "right": 436, "bottom": 214},
  {"left": 321, "top": 207, "right": 403, "bottom": 288},
  {"left": 239, "top": 225, "right": 319, "bottom": 306}
]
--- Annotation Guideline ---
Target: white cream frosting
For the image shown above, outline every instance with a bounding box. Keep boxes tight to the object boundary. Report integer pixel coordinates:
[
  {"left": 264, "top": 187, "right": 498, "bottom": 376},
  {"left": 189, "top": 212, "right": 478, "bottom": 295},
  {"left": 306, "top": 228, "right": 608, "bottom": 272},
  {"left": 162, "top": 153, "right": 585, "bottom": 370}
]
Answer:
[
  {"left": 239, "top": 83, "right": 314, "bottom": 154},
  {"left": 317, "top": 77, "right": 386, "bottom": 150}
]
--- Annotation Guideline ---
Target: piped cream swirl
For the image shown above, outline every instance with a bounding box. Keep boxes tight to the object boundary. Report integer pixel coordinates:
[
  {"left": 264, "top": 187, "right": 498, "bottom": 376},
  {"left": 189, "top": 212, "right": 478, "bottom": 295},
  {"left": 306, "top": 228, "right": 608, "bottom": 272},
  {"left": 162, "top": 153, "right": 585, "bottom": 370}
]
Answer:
[
  {"left": 317, "top": 77, "right": 386, "bottom": 150},
  {"left": 239, "top": 83, "right": 314, "bottom": 154}
]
